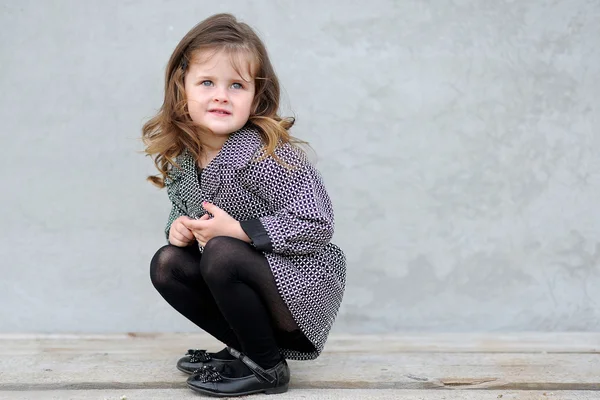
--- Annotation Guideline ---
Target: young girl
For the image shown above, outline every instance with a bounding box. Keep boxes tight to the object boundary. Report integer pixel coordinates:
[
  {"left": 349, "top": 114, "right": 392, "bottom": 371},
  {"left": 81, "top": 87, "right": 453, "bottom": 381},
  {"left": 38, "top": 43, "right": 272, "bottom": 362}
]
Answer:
[{"left": 142, "top": 13, "right": 346, "bottom": 397}]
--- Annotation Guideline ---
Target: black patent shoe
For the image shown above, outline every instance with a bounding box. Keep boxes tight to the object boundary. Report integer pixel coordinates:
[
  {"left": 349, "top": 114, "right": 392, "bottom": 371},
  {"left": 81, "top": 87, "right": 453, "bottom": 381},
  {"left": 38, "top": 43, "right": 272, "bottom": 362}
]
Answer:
[
  {"left": 177, "top": 348, "right": 235, "bottom": 374},
  {"left": 186, "top": 348, "right": 290, "bottom": 397}
]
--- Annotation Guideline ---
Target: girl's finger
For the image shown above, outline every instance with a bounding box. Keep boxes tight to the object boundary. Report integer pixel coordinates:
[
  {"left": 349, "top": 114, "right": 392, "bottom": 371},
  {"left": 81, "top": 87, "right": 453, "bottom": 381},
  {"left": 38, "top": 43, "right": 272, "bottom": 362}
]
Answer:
[
  {"left": 172, "top": 227, "right": 185, "bottom": 240},
  {"left": 177, "top": 225, "right": 195, "bottom": 240},
  {"left": 197, "top": 231, "right": 209, "bottom": 245},
  {"left": 173, "top": 233, "right": 188, "bottom": 245},
  {"left": 169, "top": 235, "right": 185, "bottom": 247},
  {"left": 181, "top": 219, "right": 205, "bottom": 230}
]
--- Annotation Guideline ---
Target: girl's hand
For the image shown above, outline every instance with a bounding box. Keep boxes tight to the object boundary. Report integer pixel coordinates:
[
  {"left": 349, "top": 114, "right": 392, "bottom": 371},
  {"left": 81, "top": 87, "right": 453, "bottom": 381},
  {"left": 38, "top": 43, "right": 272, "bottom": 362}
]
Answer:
[
  {"left": 181, "top": 202, "right": 251, "bottom": 247},
  {"left": 168, "top": 216, "right": 196, "bottom": 247}
]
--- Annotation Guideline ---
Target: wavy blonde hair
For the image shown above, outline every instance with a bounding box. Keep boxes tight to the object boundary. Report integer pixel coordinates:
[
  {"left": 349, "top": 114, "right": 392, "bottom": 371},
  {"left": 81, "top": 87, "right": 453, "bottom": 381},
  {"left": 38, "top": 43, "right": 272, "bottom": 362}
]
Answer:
[{"left": 142, "top": 13, "right": 301, "bottom": 187}]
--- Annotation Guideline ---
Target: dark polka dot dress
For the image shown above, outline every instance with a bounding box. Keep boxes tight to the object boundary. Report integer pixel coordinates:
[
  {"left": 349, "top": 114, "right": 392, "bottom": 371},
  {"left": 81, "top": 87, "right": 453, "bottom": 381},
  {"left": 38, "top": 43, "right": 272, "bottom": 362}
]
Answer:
[{"left": 163, "top": 127, "right": 346, "bottom": 360}]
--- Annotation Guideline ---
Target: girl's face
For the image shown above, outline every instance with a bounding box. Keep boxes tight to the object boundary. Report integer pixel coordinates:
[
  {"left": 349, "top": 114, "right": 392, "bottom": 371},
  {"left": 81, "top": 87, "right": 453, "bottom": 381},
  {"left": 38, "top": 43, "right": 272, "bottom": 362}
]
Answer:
[{"left": 184, "top": 50, "right": 256, "bottom": 137}]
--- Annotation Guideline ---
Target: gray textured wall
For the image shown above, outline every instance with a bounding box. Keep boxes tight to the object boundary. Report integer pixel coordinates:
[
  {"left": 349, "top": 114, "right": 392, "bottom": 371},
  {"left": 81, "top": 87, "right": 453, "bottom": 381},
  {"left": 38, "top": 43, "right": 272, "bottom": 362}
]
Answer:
[{"left": 1, "top": 0, "right": 599, "bottom": 333}]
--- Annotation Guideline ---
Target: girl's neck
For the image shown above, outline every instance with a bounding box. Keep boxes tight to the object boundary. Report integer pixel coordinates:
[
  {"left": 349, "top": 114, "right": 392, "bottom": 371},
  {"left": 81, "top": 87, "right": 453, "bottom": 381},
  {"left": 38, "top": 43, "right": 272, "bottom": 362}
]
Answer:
[
  {"left": 198, "top": 132, "right": 230, "bottom": 168},
  {"left": 200, "top": 133, "right": 229, "bottom": 153}
]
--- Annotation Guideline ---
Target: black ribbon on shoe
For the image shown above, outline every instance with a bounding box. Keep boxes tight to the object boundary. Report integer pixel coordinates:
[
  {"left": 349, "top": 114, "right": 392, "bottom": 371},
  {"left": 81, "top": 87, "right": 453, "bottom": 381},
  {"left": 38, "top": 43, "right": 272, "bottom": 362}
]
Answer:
[
  {"left": 186, "top": 349, "right": 212, "bottom": 363},
  {"left": 192, "top": 365, "right": 223, "bottom": 383}
]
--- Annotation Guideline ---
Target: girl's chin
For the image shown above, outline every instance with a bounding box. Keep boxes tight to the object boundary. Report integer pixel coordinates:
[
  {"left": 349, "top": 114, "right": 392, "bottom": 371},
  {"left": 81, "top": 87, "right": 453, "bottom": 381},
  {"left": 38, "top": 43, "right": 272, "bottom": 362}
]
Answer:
[{"left": 198, "top": 127, "right": 240, "bottom": 136}]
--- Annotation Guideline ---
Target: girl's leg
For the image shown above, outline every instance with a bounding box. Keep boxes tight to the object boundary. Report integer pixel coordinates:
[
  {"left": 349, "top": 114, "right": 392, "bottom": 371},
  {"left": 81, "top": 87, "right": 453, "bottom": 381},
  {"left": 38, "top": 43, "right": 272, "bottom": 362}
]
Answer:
[
  {"left": 149, "top": 244, "right": 241, "bottom": 350},
  {"left": 199, "top": 236, "right": 312, "bottom": 370}
]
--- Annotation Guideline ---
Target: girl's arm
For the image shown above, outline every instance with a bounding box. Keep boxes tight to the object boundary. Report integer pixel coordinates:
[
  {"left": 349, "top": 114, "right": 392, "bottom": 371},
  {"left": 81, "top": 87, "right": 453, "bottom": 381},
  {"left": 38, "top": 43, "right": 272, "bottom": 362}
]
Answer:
[{"left": 240, "top": 144, "right": 335, "bottom": 256}]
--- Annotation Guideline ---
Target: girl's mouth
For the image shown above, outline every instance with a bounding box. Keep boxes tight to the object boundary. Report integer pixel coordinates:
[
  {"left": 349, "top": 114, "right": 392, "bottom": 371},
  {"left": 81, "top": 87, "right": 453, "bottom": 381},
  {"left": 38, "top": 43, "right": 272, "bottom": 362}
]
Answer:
[{"left": 208, "top": 109, "right": 231, "bottom": 115}]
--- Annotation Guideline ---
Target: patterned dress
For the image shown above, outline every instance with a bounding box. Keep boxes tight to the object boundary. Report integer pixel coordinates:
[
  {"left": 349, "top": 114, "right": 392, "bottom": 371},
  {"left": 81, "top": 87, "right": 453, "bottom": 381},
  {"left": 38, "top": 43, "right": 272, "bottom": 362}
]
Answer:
[{"left": 163, "top": 126, "right": 346, "bottom": 360}]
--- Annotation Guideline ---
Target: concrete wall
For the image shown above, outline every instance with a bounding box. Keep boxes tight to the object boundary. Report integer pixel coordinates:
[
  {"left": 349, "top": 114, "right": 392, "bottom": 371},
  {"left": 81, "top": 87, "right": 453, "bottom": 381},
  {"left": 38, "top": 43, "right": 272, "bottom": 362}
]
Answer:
[{"left": 1, "top": 0, "right": 599, "bottom": 333}]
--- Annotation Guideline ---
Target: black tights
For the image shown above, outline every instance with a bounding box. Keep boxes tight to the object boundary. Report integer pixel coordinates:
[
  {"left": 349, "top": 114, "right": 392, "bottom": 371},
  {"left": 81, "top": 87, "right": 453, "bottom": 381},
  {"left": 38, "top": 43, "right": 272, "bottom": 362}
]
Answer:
[{"left": 150, "top": 236, "right": 313, "bottom": 369}]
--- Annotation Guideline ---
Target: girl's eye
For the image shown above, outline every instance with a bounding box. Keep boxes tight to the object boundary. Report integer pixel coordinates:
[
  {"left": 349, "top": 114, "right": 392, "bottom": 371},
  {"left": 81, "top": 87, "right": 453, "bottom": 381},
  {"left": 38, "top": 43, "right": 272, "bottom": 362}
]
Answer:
[
  {"left": 200, "top": 80, "right": 213, "bottom": 86},
  {"left": 231, "top": 82, "right": 243, "bottom": 89}
]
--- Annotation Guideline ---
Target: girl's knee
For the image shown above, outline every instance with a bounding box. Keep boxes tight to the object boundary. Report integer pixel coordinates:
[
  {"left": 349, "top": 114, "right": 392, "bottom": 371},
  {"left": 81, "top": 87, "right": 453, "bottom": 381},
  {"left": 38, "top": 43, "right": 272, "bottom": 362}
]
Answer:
[
  {"left": 203, "top": 236, "right": 240, "bottom": 254},
  {"left": 149, "top": 244, "right": 183, "bottom": 287},
  {"left": 200, "top": 237, "right": 243, "bottom": 284}
]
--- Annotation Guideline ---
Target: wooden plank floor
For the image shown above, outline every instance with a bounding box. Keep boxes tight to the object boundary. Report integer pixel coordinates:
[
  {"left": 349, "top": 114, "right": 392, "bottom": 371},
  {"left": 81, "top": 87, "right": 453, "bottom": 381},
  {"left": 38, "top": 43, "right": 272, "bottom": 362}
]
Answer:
[{"left": 1, "top": 333, "right": 599, "bottom": 399}]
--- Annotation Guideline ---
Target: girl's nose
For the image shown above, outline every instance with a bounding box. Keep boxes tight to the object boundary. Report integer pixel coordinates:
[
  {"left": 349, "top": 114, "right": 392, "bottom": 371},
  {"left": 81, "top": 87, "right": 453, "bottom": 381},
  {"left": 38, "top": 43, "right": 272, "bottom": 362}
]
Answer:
[{"left": 213, "top": 87, "right": 229, "bottom": 103}]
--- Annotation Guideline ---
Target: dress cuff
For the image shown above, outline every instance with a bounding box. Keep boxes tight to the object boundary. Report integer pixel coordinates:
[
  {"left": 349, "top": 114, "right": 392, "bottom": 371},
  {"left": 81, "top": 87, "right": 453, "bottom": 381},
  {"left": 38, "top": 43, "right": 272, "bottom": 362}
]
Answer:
[{"left": 240, "top": 219, "right": 273, "bottom": 252}]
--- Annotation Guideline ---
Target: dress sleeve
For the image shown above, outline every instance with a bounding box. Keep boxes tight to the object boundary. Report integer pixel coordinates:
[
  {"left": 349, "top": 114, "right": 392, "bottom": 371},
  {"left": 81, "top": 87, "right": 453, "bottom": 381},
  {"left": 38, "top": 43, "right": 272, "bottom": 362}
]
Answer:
[
  {"left": 240, "top": 144, "right": 335, "bottom": 256},
  {"left": 164, "top": 202, "right": 187, "bottom": 242},
  {"left": 163, "top": 165, "right": 187, "bottom": 242}
]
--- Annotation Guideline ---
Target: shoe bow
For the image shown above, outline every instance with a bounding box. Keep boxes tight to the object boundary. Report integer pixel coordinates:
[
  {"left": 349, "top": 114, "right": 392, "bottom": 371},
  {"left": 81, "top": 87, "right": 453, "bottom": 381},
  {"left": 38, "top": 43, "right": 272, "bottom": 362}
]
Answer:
[
  {"left": 191, "top": 365, "right": 223, "bottom": 383},
  {"left": 185, "top": 349, "right": 212, "bottom": 363}
]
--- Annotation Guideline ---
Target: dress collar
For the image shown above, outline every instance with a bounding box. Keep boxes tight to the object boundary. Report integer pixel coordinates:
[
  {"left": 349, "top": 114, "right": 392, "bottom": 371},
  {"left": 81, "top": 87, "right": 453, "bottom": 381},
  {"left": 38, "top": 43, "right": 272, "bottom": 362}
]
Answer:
[
  {"left": 177, "top": 125, "right": 264, "bottom": 175},
  {"left": 212, "top": 126, "right": 263, "bottom": 169}
]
